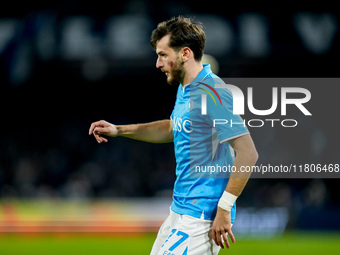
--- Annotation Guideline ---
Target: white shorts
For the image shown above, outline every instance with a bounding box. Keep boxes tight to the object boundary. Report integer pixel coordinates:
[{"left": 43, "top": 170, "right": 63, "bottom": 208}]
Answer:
[{"left": 150, "top": 209, "right": 223, "bottom": 255}]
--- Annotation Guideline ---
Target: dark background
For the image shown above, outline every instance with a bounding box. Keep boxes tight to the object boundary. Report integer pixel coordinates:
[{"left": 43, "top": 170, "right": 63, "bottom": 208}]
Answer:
[{"left": 0, "top": 1, "right": 339, "bottom": 230}]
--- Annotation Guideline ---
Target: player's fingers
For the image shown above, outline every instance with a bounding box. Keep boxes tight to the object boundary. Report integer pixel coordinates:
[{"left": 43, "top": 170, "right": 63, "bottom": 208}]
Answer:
[
  {"left": 222, "top": 232, "right": 229, "bottom": 249},
  {"left": 94, "top": 127, "right": 110, "bottom": 135},
  {"left": 213, "top": 231, "right": 219, "bottom": 247},
  {"left": 89, "top": 122, "right": 97, "bottom": 135},
  {"left": 216, "top": 231, "right": 224, "bottom": 249},
  {"left": 101, "top": 135, "right": 108, "bottom": 142},
  {"left": 89, "top": 120, "right": 107, "bottom": 135},
  {"left": 93, "top": 133, "right": 101, "bottom": 143},
  {"left": 92, "top": 129, "right": 106, "bottom": 143},
  {"left": 89, "top": 121, "right": 102, "bottom": 135},
  {"left": 227, "top": 228, "right": 236, "bottom": 244},
  {"left": 211, "top": 229, "right": 217, "bottom": 246},
  {"left": 95, "top": 135, "right": 108, "bottom": 144}
]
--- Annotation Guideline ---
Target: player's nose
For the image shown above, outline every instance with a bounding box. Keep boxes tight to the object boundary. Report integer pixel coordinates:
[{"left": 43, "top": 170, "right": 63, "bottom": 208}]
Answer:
[{"left": 156, "top": 57, "right": 163, "bottom": 69}]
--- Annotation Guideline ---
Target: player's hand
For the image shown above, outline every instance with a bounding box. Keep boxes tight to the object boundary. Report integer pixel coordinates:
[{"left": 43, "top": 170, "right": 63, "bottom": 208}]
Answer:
[
  {"left": 89, "top": 120, "right": 118, "bottom": 143},
  {"left": 211, "top": 207, "right": 235, "bottom": 249}
]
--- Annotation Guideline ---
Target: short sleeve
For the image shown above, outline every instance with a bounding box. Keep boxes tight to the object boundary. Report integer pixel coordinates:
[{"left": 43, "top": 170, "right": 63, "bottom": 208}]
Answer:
[{"left": 204, "top": 85, "right": 249, "bottom": 143}]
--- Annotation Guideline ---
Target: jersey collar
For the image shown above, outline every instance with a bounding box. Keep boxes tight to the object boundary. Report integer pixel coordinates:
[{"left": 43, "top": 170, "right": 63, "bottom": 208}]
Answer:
[
  {"left": 195, "top": 64, "right": 212, "bottom": 83},
  {"left": 181, "top": 64, "right": 212, "bottom": 93}
]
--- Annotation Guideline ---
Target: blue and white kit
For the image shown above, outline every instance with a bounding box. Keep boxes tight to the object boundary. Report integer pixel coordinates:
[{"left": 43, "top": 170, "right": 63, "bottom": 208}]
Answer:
[
  {"left": 170, "top": 64, "right": 249, "bottom": 222},
  {"left": 151, "top": 64, "right": 249, "bottom": 255}
]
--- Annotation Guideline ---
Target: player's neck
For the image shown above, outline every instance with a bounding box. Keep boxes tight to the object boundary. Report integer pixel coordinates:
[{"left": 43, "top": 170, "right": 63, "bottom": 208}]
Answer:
[{"left": 181, "top": 61, "right": 203, "bottom": 86}]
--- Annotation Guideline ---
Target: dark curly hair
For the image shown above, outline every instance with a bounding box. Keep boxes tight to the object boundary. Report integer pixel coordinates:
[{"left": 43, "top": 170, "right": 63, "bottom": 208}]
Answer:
[{"left": 150, "top": 16, "right": 206, "bottom": 61}]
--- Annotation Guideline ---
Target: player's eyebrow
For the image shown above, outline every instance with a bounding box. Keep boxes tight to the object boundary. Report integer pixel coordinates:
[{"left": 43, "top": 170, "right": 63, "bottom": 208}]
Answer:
[{"left": 156, "top": 50, "right": 166, "bottom": 55}]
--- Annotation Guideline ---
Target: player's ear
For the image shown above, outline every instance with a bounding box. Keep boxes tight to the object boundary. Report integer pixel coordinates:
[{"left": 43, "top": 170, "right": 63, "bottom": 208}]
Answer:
[{"left": 180, "top": 47, "right": 191, "bottom": 63}]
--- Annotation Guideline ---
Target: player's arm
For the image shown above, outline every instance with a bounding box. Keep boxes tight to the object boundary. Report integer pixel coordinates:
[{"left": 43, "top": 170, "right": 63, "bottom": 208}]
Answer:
[
  {"left": 89, "top": 119, "right": 173, "bottom": 144},
  {"left": 211, "top": 134, "right": 258, "bottom": 249},
  {"left": 225, "top": 134, "right": 258, "bottom": 195}
]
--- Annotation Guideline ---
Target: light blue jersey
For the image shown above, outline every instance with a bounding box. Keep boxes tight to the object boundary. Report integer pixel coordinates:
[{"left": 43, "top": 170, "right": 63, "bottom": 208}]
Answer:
[{"left": 170, "top": 64, "right": 249, "bottom": 221}]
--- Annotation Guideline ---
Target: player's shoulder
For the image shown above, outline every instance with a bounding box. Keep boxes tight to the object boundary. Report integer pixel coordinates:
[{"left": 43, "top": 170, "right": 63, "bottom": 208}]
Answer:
[
  {"left": 198, "top": 74, "right": 233, "bottom": 97},
  {"left": 205, "top": 72, "right": 224, "bottom": 87}
]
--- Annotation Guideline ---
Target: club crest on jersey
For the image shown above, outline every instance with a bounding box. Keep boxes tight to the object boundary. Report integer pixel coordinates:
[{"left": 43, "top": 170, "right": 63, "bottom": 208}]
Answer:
[{"left": 185, "top": 99, "right": 194, "bottom": 112}]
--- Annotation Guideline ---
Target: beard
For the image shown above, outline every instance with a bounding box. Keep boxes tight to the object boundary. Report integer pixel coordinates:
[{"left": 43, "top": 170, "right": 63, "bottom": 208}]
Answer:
[{"left": 167, "top": 58, "right": 185, "bottom": 86}]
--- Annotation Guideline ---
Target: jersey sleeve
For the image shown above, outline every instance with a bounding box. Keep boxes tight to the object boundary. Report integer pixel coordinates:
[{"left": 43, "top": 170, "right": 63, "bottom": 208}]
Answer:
[{"left": 205, "top": 85, "right": 249, "bottom": 143}]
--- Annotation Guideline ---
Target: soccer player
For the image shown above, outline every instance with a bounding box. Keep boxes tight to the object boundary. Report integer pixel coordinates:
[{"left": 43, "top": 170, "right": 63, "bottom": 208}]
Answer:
[{"left": 89, "top": 16, "right": 258, "bottom": 255}]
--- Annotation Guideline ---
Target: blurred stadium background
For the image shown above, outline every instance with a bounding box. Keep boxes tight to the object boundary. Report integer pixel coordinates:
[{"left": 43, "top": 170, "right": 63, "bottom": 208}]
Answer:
[{"left": 0, "top": 1, "right": 340, "bottom": 254}]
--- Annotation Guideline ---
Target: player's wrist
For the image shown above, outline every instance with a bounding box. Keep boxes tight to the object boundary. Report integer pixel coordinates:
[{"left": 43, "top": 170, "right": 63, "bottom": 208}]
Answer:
[
  {"left": 115, "top": 124, "right": 137, "bottom": 137},
  {"left": 218, "top": 191, "right": 238, "bottom": 212},
  {"left": 114, "top": 125, "right": 124, "bottom": 136}
]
